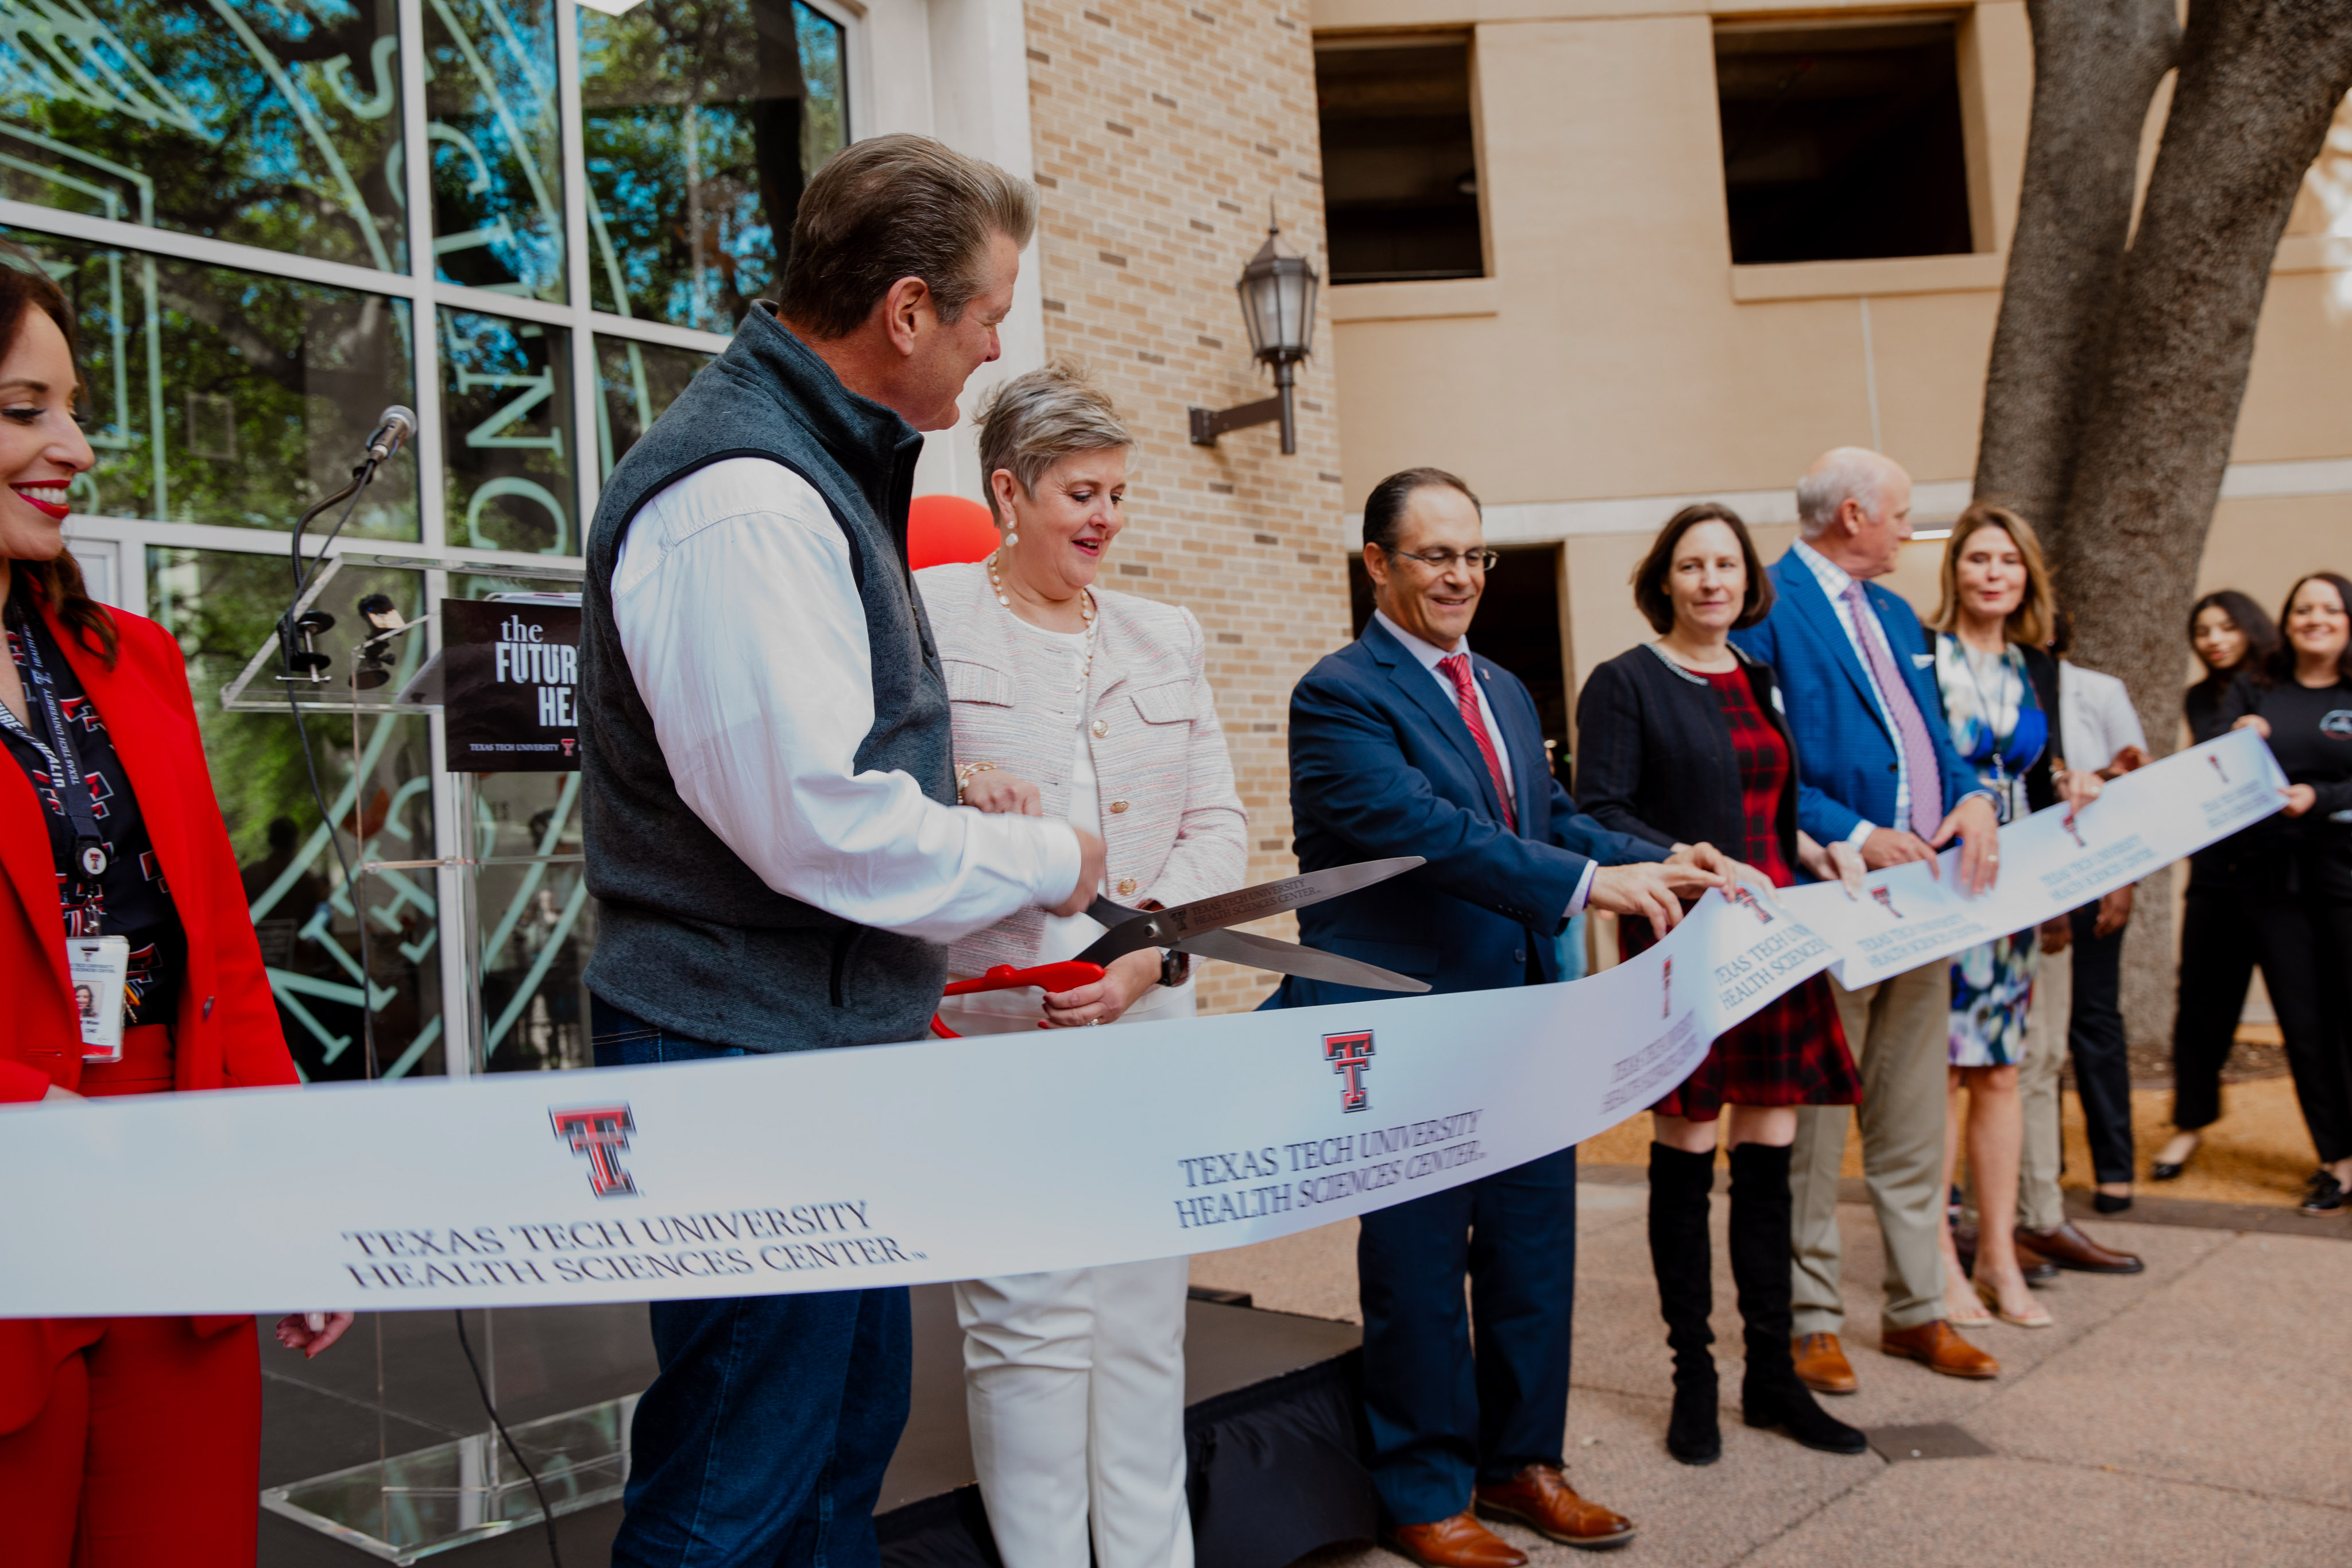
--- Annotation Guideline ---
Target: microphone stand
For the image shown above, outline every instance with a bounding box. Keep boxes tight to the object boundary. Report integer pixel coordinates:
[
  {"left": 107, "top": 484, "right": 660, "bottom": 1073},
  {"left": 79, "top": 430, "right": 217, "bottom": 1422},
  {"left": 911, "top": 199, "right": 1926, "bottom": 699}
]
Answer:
[
  {"left": 276, "top": 442, "right": 397, "bottom": 1077},
  {"left": 272, "top": 424, "right": 568, "bottom": 1568}
]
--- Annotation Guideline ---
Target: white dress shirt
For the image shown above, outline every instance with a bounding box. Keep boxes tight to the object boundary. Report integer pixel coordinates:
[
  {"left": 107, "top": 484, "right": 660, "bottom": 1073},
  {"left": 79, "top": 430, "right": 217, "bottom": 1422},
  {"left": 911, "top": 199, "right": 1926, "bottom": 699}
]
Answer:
[
  {"left": 1792, "top": 539, "right": 1922, "bottom": 846},
  {"left": 610, "top": 456, "right": 1079, "bottom": 945},
  {"left": 2057, "top": 660, "right": 2148, "bottom": 775},
  {"left": 1372, "top": 609, "right": 1596, "bottom": 917}
]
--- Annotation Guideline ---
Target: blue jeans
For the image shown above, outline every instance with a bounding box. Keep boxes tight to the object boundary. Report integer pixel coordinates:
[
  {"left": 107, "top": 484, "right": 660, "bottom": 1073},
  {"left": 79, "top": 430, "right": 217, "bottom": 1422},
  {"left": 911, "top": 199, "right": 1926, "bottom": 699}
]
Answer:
[{"left": 592, "top": 996, "right": 912, "bottom": 1568}]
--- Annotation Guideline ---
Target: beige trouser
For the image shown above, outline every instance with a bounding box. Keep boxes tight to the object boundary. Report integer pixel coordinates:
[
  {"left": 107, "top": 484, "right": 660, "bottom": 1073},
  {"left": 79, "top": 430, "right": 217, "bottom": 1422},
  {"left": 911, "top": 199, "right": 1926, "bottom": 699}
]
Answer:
[
  {"left": 1790, "top": 961, "right": 1952, "bottom": 1336},
  {"left": 2013, "top": 942, "right": 2072, "bottom": 1233}
]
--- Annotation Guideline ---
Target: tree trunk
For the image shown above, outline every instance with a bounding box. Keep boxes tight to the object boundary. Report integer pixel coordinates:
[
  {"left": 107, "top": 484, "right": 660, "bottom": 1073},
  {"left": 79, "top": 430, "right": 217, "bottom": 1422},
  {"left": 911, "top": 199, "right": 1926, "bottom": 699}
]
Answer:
[
  {"left": 2055, "top": 0, "right": 2352, "bottom": 1044},
  {"left": 1973, "top": 0, "right": 2179, "bottom": 535}
]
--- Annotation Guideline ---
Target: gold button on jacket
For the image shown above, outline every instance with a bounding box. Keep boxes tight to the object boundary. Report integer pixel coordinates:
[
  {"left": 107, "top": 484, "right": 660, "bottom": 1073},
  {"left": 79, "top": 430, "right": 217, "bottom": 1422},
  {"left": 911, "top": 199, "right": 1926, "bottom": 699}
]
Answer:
[{"left": 917, "top": 562, "right": 1248, "bottom": 979}]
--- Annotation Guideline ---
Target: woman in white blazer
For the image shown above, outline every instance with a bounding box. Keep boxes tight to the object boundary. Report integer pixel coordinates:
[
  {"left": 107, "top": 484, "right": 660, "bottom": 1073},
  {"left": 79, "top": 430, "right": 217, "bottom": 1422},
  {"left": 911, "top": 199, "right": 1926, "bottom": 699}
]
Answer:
[{"left": 916, "top": 362, "right": 1246, "bottom": 1568}]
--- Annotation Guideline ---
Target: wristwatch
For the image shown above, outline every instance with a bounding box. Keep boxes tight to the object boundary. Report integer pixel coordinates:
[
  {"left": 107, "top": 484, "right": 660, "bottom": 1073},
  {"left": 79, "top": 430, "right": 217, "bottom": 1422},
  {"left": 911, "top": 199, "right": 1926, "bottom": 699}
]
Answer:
[{"left": 1158, "top": 948, "right": 1190, "bottom": 988}]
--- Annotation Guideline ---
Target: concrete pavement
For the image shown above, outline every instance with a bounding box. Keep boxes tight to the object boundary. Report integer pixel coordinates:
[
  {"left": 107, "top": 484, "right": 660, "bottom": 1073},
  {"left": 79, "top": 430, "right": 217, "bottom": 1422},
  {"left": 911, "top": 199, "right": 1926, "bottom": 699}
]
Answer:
[{"left": 1189, "top": 1168, "right": 2352, "bottom": 1568}]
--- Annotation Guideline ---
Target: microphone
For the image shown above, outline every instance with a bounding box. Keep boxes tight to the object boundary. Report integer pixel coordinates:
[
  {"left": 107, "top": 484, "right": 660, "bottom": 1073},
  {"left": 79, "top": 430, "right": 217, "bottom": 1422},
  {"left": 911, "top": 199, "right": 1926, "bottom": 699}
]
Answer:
[{"left": 366, "top": 405, "right": 417, "bottom": 463}]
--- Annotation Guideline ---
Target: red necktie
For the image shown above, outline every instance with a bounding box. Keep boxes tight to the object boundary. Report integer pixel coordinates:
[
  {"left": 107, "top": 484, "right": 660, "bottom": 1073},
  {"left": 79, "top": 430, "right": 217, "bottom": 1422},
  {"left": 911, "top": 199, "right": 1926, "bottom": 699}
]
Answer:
[{"left": 1439, "top": 653, "right": 1515, "bottom": 832}]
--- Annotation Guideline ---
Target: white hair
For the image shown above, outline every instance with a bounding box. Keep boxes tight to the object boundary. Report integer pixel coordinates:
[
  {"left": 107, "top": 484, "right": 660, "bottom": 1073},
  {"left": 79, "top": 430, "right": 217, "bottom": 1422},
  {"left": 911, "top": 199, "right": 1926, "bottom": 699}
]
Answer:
[{"left": 1797, "top": 447, "right": 1894, "bottom": 538}]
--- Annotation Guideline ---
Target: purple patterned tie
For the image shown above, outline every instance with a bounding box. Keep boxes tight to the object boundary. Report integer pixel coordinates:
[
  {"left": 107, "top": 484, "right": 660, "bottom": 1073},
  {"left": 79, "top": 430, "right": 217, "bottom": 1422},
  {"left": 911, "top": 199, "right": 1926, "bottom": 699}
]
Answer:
[{"left": 1842, "top": 580, "right": 1944, "bottom": 839}]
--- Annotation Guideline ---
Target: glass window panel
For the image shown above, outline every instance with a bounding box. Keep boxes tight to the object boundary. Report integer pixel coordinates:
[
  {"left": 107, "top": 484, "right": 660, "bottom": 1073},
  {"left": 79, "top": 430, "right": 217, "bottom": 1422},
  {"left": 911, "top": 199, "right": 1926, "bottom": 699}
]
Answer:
[
  {"left": 425, "top": 0, "right": 564, "bottom": 301},
  {"left": 10, "top": 224, "right": 419, "bottom": 537},
  {"left": 440, "top": 305, "right": 576, "bottom": 555},
  {"left": 579, "top": 0, "right": 846, "bottom": 331},
  {"left": 592, "top": 332, "right": 707, "bottom": 478},
  {"left": 0, "top": 1, "right": 407, "bottom": 272},
  {"left": 146, "top": 545, "right": 446, "bottom": 1081},
  {"left": 470, "top": 768, "right": 592, "bottom": 1072},
  {"left": 446, "top": 572, "right": 589, "bottom": 1073}
]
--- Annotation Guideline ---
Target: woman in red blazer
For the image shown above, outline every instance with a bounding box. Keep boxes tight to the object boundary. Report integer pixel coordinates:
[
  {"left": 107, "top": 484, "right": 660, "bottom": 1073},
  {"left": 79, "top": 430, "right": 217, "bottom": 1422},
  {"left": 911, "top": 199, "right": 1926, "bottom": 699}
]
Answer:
[{"left": 0, "top": 263, "right": 353, "bottom": 1562}]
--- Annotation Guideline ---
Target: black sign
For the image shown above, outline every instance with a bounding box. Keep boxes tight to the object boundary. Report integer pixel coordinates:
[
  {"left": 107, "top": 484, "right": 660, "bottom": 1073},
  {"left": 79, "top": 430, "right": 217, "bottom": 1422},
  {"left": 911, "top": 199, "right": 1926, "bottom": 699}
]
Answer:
[{"left": 442, "top": 598, "right": 580, "bottom": 772}]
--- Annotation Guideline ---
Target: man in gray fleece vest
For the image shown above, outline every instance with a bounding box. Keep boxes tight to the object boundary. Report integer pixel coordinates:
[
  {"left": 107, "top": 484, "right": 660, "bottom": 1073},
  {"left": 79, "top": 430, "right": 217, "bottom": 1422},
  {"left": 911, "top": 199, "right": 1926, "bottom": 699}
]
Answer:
[{"left": 579, "top": 135, "right": 1104, "bottom": 1568}]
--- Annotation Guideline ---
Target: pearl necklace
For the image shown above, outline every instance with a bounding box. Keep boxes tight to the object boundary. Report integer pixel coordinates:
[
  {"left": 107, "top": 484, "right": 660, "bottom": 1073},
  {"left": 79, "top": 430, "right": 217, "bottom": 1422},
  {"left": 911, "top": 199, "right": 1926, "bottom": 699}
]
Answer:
[{"left": 988, "top": 549, "right": 1097, "bottom": 693}]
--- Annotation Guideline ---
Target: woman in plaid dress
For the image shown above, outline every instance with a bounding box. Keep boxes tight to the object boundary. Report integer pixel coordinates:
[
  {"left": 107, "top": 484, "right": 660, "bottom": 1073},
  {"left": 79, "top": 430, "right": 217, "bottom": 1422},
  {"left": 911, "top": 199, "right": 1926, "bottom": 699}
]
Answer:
[{"left": 1575, "top": 504, "right": 1866, "bottom": 1469}]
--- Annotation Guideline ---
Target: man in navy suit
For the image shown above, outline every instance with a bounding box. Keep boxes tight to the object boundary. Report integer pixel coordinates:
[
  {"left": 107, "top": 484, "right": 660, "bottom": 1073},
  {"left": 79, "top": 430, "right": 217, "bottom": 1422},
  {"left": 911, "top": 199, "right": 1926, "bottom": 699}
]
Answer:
[
  {"left": 1730, "top": 447, "right": 2003, "bottom": 1393},
  {"left": 1277, "top": 468, "right": 1723, "bottom": 1568}
]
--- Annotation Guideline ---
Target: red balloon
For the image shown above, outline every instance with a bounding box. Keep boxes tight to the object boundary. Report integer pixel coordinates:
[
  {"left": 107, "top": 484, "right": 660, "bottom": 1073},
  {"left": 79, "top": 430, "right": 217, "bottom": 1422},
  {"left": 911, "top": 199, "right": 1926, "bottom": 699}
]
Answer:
[{"left": 907, "top": 493, "right": 999, "bottom": 570}]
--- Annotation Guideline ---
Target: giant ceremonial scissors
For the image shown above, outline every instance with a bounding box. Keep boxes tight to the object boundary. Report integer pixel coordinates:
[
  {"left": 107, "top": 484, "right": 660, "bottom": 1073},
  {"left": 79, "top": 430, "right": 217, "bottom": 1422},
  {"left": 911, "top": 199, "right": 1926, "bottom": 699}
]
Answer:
[{"left": 931, "top": 857, "right": 1430, "bottom": 1036}]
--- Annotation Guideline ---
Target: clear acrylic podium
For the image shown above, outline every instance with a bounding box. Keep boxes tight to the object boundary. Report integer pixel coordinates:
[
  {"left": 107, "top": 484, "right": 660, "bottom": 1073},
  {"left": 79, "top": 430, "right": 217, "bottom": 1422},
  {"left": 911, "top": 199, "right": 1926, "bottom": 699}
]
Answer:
[
  {"left": 264, "top": 1393, "right": 642, "bottom": 1560},
  {"left": 228, "top": 552, "right": 640, "bottom": 1561}
]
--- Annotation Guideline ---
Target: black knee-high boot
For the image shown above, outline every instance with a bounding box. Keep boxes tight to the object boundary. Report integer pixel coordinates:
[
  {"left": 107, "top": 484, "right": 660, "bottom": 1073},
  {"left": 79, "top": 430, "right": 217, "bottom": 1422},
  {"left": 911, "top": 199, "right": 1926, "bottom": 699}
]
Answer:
[
  {"left": 1728, "top": 1141, "right": 1868, "bottom": 1454},
  {"left": 1647, "top": 1141, "right": 1722, "bottom": 1465}
]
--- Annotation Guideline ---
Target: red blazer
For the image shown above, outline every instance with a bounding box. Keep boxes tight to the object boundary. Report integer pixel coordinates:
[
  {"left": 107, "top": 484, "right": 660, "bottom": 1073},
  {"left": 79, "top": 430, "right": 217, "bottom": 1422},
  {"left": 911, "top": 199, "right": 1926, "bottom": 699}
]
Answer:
[{"left": 1, "top": 594, "right": 298, "bottom": 1432}]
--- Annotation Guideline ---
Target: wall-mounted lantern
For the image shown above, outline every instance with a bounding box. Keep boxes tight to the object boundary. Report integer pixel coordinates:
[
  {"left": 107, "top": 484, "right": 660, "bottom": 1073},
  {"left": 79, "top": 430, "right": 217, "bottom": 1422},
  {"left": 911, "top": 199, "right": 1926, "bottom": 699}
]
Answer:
[{"left": 1189, "top": 216, "right": 1319, "bottom": 455}]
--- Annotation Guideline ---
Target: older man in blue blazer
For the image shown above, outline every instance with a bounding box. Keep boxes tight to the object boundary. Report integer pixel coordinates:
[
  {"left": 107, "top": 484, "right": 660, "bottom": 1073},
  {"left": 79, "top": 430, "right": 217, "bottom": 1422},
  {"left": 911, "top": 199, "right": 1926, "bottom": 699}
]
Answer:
[
  {"left": 1730, "top": 447, "right": 2003, "bottom": 1393},
  {"left": 1275, "top": 467, "right": 1722, "bottom": 1568}
]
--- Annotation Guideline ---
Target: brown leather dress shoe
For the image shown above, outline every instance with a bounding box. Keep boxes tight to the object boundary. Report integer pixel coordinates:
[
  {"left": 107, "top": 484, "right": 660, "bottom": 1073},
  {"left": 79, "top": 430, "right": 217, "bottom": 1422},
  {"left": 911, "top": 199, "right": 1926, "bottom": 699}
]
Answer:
[
  {"left": 1791, "top": 1331, "right": 1858, "bottom": 1394},
  {"left": 2018, "top": 1220, "right": 2145, "bottom": 1274},
  {"left": 1384, "top": 1511, "right": 1528, "bottom": 1568},
  {"left": 1474, "top": 1464, "right": 1636, "bottom": 1551},
  {"left": 1881, "top": 1319, "right": 2001, "bottom": 1379}
]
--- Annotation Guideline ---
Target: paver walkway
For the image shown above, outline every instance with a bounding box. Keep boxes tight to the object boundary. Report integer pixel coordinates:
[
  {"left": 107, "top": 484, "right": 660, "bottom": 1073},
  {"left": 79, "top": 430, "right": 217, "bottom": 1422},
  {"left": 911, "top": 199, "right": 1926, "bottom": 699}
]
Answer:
[{"left": 1190, "top": 1172, "right": 2352, "bottom": 1567}]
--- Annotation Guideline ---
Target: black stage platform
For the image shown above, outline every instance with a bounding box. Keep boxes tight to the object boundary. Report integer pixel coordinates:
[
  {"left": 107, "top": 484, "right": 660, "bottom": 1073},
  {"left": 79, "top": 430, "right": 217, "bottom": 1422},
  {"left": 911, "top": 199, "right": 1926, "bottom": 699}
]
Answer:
[{"left": 258, "top": 1286, "right": 1372, "bottom": 1567}]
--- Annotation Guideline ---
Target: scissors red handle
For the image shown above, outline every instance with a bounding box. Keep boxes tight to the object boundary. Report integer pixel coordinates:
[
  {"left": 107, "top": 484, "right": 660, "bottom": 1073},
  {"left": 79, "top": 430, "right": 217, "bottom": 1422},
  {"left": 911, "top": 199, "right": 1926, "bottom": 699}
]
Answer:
[{"left": 930, "top": 962, "right": 1108, "bottom": 1038}]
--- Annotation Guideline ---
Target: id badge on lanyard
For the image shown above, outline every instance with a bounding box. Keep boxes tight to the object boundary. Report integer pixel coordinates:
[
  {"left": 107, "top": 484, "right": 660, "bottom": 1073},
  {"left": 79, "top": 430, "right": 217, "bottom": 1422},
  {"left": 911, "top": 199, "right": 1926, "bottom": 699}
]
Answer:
[
  {"left": 69, "top": 934, "right": 130, "bottom": 1062},
  {"left": 3, "top": 606, "right": 121, "bottom": 1056}
]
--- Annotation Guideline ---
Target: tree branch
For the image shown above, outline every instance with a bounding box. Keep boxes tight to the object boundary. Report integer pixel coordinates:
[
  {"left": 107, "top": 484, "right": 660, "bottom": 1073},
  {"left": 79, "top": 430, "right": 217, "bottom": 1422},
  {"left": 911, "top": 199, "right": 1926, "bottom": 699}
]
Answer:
[{"left": 1972, "top": 0, "right": 2179, "bottom": 536}]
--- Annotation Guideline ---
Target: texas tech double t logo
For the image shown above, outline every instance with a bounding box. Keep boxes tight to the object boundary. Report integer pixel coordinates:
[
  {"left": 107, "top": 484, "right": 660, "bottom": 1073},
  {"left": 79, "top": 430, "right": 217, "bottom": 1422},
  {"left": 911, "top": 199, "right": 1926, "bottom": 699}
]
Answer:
[
  {"left": 1324, "top": 1031, "right": 1374, "bottom": 1113},
  {"left": 551, "top": 1104, "right": 640, "bottom": 1198}
]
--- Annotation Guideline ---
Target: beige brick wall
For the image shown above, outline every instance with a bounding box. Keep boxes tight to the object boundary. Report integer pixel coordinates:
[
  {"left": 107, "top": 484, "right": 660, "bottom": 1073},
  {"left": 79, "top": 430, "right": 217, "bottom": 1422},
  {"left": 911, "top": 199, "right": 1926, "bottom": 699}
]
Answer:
[{"left": 1026, "top": 0, "right": 1353, "bottom": 1014}]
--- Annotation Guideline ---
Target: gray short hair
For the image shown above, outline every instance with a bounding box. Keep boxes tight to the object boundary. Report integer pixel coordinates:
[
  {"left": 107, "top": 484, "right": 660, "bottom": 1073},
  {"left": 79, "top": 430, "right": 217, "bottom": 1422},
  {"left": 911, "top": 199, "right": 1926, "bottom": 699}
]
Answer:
[
  {"left": 779, "top": 134, "right": 1037, "bottom": 339},
  {"left": 1796, "top": 447, "right": 1894, "bottom": 537},
  {"left": 974, "top": 362, "right": 1132, "bottom": 520}
]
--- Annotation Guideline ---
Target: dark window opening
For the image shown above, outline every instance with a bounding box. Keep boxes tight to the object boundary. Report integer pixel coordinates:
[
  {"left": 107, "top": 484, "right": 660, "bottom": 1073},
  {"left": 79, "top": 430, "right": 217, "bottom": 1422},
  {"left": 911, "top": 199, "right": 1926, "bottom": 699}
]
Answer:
[
  {"left": 1348, "top": 545, "right": 1569, "bottom": 785},
  {"left": 1715, "top": 20, "right": 1974, "bottom": 266},
  {"left": 1316, "top": 38, "right": 1484, "bottom": 284}
]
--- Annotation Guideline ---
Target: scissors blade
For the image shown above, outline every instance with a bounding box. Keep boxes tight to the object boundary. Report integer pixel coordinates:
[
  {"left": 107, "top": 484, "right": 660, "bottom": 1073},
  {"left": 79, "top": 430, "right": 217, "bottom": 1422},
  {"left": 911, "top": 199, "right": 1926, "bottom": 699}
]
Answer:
[
  {"left": 1072, "top": 857, "right": 1425, "bottom": 966},
  {"left": 1175, "top": 927, "right": 1430, "bottom": 993}
]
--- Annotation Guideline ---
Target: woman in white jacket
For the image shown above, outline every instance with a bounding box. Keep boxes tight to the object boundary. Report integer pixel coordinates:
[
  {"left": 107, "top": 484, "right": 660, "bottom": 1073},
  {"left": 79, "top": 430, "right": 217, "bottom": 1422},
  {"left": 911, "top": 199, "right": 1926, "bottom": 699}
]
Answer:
[{"left": 917, "top": 361, "right": 1246, "bottom": 1568}]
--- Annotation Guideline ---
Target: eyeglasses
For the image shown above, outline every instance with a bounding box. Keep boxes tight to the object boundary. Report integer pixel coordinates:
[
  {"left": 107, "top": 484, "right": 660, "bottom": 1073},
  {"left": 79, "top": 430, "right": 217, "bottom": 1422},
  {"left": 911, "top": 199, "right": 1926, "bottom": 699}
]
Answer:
[{"left": 1380, "top": 546, "right": 1500, "bottom": 573}]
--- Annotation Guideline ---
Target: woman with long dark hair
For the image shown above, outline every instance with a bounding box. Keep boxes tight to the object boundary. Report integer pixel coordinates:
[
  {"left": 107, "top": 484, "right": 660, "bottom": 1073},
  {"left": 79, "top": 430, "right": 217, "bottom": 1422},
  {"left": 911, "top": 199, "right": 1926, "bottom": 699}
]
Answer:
[
  {"left": 2150, "top": 591, "right": 2280, "bottom": 1182},
  {"left": 2223, "top": 572, "right": 2352, "bottom": 1214},
  {"left": 0, "top": 258, "right": 349, "bottom": 1564}
]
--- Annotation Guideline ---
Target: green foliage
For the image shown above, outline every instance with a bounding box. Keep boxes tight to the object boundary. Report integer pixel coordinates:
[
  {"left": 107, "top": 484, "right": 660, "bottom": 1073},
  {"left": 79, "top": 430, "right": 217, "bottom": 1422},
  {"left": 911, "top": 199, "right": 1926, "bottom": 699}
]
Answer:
[
  {"left": 593, "top": 332, "right": 707, "bottom": 477},
  {"left": 145, "top": 547, "right": 432, "bottom": 864},
  {"left": 10, "top": 224, "right": 420, "bottom": 537},
  {"left": 579, "top": 0, "right": 845, "bottom": 331},
  {"left": 0, "top": 0, "right": 407, "bottom": 270},
  {"left": 425, "top": 0, "right": 564, "bottom": 300},
  {"left": 440, "top": 306, "right": 574, "bottom": 554}
]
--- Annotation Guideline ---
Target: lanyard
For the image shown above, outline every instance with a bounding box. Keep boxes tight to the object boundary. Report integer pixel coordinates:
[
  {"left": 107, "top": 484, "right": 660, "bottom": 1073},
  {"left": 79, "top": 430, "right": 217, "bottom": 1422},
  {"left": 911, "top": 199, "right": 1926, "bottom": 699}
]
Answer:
[
  {"left": 1, "top": 603, "right": 109, "bottom": 923},
  {"left": 1949, "top": 637, "right": 2024, "bottom": 812}
]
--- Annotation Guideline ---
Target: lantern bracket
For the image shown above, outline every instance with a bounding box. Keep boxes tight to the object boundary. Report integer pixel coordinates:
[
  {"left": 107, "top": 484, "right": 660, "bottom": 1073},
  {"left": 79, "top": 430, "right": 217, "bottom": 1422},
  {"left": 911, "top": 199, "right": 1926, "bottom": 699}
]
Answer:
[{"left": 1187, "top": 371, "right": 1293, "bottom": 453}]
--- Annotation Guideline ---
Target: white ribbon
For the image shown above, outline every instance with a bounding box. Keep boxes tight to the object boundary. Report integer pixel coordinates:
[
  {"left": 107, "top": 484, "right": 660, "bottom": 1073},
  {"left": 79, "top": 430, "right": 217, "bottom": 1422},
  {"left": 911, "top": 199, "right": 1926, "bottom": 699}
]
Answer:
[{"left": 0, "top": 730, "right": 2284, "bottom": 1317}]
